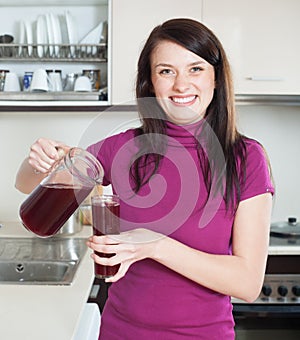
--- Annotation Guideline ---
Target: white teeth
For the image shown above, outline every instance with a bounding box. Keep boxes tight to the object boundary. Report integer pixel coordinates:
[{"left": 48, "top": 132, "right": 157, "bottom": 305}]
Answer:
[{"left": 172, "top": 96, "right": 195, "bottom": 104}]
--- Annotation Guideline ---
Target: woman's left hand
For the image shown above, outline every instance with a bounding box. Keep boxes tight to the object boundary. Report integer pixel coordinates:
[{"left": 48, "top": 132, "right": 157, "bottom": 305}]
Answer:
[{"left": 87, "top": 228, "right": 164, "bottom": 282}]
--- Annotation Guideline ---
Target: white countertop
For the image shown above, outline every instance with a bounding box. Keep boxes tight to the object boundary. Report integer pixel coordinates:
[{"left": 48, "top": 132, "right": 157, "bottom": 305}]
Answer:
[{"left": 0, "top": 222, "right": 96, "bottom": 340}]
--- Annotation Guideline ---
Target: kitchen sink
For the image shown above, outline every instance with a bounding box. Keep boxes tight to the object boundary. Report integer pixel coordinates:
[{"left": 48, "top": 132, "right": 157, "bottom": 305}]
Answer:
[{"left": 0, "top": 237, "right": 87, "bottom": 285}]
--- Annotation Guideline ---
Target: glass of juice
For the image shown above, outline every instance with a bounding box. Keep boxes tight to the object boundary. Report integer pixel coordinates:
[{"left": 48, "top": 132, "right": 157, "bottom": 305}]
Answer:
[{"left": 91, "top": 194, "right": 120, "bottom": 279}]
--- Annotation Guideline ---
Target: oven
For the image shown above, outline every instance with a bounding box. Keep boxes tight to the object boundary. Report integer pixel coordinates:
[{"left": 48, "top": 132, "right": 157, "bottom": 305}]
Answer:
[{"left": 233, "top": 226, "right": 300, "bottom": 340}]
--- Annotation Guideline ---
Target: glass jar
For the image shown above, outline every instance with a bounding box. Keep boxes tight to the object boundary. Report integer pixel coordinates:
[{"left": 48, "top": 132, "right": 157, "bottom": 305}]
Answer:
[
  {"left": 19, "top": 147, "right": 104, "bottom": 238},
  {"left": 82, "top": 69, "right": 101, "bottom": 90},
  {"left": 0, "top": 70, "right": 9, "bottom": 92},
  {"left": 63, "top": 73, "right": 78, "bottom": 91}
]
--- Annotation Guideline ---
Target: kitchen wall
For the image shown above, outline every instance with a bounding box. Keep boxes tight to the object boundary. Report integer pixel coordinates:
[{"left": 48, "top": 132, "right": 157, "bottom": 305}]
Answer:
[
  {"left": 237, "top": 104, "right": 300, "bottom": 222},
  {"left": 0, "top": 109, "right": 140, "bottom": 222},
  {"left": 0, "top": 104, "right": 299, "bottom": 223}
]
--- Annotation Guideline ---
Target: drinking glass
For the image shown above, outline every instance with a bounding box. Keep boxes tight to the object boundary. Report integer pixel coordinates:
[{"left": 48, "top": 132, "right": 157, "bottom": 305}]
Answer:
[{"left": 91, "top": 194, "right": 120, "bottom": 278}]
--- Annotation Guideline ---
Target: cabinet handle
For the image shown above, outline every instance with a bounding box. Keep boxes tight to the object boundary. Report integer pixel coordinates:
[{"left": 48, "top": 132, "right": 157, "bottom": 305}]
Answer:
[{"left": 246, "top": 76, "right": 284, "bottom": 81}]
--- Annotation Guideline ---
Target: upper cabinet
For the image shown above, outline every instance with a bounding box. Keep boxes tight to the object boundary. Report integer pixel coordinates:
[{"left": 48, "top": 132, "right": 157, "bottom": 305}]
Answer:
[
  {"left": 3, "top": 0, "right": 298, "bottom": 109},
  {"left": 202, "top": 0, "right": 300, "bottom": 95},
  {"left": 0, "top": 0, "right": 109, "bottom": 106},
  {"left": 0, "top": 0, "right": 202, "bottom": 108},
  {"left": 110, "top": 0, "right": 203, "bottom": 104}
]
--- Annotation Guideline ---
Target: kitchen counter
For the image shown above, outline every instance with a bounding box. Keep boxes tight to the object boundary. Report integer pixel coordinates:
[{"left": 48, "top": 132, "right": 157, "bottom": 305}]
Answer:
[{"left": 0, "top": 222, "right": 96, "bottom": 340}]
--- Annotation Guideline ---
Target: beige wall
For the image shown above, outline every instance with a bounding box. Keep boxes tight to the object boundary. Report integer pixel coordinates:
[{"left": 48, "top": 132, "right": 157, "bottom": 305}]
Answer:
[
  {"left": 1, "top": 105, "right": 299, "bottom": 225},
  {"left": 0, "top": 109, "right": 139, "bottom": 222}
]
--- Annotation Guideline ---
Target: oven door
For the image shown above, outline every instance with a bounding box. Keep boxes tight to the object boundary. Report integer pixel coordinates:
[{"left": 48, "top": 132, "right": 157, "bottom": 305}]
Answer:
[{"left": 233, "top": 303, "right": 300, "bottom": 340}]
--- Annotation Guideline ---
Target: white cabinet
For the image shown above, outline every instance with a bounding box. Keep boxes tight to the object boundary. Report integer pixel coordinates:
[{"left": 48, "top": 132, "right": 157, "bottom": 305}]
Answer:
[
  {"left": 110, "top": 0, "right": 203, "bottom": 104},
  {"left": 202, "top": 0, "right": 300, "bottom": 95}
]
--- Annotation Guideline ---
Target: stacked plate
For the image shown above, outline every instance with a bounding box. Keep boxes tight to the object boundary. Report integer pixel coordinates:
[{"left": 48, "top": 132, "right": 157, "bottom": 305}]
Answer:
[
  {"left": 65, "top": 10, "right": 78, "bottom": 57},
  {"left": 36, "top": 15, "right": 48, "bottom": 58},
  {"left": 79, "top": 21, "right": 104, "bottom": 55},
  {"left": 18, "top": 11, "right": 79, "bottom": 58}
]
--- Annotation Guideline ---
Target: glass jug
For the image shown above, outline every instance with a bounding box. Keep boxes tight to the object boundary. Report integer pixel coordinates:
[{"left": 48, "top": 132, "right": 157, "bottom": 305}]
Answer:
[{"left": 19, "top": 147, "right": 104, "bottom": 238}]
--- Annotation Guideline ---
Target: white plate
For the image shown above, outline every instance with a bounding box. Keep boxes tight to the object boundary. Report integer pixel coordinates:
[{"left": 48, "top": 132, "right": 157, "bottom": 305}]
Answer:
[
  {"left": 36, "top": 15, "right": 48, "bottom": 58},
  {"left": 45, "top": 13, "right": 54, "bottom": 57},
  {"left": 58, "top": 13, "right": 68, "bottom": 44},
  {"left": 50, "top": 13, "right": 62, "bottom": 57},
  {"left": 79, "top": 21, "right": 103, "bottom": 55},
  {"left": 24, "top": 20, "right": 33, "bottom": 56},
  {"left": 65, "top": 11, "right": 78, "bottom": 57},
  {"left": 19, "top": 20, "right": 25, "bottom": 56}
]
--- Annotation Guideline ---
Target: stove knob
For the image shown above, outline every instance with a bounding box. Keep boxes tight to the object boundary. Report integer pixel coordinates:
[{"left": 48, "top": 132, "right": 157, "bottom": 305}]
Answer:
[
  {"left": 292, "top": 285, "right": 300, "bottom": 297},
  {"left": 278, "top": 285, "right": 288, "bottom": 297},
  {"left": 262, "top": 285, "right": 272, "bottom": 297}
]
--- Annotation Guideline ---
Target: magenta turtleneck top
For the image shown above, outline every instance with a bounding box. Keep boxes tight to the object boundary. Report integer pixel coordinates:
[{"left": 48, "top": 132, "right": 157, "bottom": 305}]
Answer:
[{"left": 87, "top": 120, "right": 274, "bottom": 340}]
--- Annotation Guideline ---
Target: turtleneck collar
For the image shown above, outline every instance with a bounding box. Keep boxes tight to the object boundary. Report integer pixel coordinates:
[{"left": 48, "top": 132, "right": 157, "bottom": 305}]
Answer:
[{"left": 165, "top": 120, "right": 204, "bottom": 147}]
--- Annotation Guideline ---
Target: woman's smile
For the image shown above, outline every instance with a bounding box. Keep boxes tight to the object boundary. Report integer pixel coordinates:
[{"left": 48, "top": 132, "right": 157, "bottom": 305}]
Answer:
[{"left": 170, "top": 95, "right": 197, "bottom": 105}]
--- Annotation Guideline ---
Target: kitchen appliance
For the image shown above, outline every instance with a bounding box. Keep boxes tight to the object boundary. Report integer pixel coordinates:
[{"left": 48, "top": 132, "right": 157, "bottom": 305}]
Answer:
[{"left": 232, "top": 217, "right": 300, "bottom": 339}]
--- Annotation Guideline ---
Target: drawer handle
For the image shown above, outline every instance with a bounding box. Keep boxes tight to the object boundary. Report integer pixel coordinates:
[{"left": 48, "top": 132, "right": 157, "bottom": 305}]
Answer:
[{"left": 246, "top": 76, "right": 284, "bottom": 81}]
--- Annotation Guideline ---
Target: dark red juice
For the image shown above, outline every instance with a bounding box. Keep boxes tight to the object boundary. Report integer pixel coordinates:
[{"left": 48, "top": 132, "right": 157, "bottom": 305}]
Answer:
[
  {"left": 20, "top": 183, "right": 93, "bottom": 237},
  {"left": 92, "top": 201, "right": 120, "bottom": 278}
]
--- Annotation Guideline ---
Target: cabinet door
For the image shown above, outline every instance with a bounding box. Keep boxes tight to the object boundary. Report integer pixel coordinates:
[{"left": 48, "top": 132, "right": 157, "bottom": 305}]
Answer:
[
  {"left": 202, "top": 0, "right": 300, "bottom": 95},
  {"left": 111, "top": 0, "right": 203, "bottom": 104}
]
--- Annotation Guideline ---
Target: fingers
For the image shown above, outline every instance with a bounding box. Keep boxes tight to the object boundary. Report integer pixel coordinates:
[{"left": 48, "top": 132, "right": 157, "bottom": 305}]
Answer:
[
  {"left": 90, "top": 253, "right": 129, "bottom": 283},
  {"left": 87, "top": 236, "right": 134, "bottom": 283},
  {"left": 28, "top": 138, "right": 70, "bottom": 173},
  {"left": 105, "top": 262, "right": 129, "bottom": 283},
  {"left": 87, "top": 235, "right": 129, "bottom": 254},
  {"left": 89, "top": 234, "right": 121, "bottom": 244},
  {"left": 86, "top": 230, "right": 163, "bottom": 283}
]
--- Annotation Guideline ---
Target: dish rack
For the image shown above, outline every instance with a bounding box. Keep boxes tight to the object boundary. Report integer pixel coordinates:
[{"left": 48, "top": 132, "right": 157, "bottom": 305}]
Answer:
[{"left": 0, "top": 43, "right": 107, "bottom": 62}]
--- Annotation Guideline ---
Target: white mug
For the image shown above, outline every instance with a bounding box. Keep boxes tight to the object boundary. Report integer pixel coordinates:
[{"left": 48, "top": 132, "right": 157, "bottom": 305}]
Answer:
[
  {"left": 4, "top": 72, "right": 21, "bottom": 92},
  {"left": 30, "top": 69, "right": 49, "bottom": 92},
  {"left": 74, "top": 76, "right": 92, "bottom": 92},
  {"left": 47, "top": 71, "right": 62, "bottom": 92}
]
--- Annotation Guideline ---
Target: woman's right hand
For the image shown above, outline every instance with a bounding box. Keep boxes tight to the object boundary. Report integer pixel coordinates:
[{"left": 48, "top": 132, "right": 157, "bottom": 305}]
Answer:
[
  {"left": 15, "top": 138, "right": 70, "bottom": 194},
  {"left": 28, "top": 138, "right": 70, "bottom": 174}
]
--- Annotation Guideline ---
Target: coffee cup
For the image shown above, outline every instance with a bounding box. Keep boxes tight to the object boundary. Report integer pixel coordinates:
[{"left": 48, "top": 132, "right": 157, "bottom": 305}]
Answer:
[
  {"left": 30, "top": 69, "right": 49, "bottom": 92},
  {"left": 4, "top": 72, "right": 21, "bottom": 92}
]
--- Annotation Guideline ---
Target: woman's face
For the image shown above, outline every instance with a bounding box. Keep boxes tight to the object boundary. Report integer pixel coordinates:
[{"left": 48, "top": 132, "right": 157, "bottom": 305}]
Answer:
[{"left": 150, "top": 40, "right": 215, "bottom": 125}]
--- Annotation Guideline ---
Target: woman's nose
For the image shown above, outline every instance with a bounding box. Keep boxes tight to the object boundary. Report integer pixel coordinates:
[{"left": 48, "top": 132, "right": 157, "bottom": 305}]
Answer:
[{"left": 172, "top": 73, "right": 190, "bottom": 92}]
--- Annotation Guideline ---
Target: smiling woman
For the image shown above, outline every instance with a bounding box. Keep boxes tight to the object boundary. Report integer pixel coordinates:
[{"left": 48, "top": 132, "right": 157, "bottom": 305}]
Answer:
[{"left": 15, "top": 18, "right": 274, "bottom": 340}]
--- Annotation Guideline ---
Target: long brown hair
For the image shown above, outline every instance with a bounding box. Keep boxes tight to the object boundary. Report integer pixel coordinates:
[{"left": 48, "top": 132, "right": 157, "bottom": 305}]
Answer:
[{"left": 132, "top": 18, "right": 247, "bottom": 210}]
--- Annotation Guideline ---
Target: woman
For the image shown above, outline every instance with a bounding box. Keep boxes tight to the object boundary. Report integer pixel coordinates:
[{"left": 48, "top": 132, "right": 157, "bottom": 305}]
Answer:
[{"left": 15, "top": 18, "right": 274, "bottom": 339}]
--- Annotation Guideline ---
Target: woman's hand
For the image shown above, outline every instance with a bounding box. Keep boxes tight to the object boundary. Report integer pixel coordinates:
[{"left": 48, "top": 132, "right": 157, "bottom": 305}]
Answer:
[
  {"left": 15, "top": 137, "right": 70, "bottom": 194},
  {"left": 28, "top": 138, "right": 70, "bottom": 174},
  {"left": 87, "top": 228, "right": 164, "bottom": 282}
]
